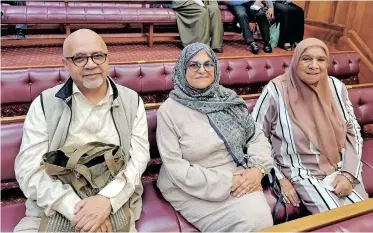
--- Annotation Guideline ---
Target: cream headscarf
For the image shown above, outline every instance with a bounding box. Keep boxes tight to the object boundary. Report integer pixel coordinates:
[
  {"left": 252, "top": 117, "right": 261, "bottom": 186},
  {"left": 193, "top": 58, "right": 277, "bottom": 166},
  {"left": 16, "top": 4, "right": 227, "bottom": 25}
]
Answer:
[{"left": 276, "top": 38, "right": 346, "bottom": 173}]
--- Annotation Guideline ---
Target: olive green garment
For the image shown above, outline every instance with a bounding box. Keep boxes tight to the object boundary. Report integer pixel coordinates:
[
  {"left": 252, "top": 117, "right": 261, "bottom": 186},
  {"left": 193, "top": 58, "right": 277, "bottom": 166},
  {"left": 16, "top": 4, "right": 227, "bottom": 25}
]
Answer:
[{"left": 172, "top": 0, "right": 223, "bottom": 49}]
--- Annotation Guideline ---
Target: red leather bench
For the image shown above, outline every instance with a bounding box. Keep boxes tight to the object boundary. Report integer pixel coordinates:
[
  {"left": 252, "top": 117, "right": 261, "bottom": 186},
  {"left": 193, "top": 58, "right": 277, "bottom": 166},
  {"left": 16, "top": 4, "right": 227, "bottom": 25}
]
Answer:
[
  {"left": 1, "top": 6, "right": 177, "bottom": 24},
  {"left": 1, "top": 52, "right": 360, "bottom": 117},
  {"left": 1, "top": 85, "right": 373, "bottom": 232},
  {"left": 0, "top": 1, "right": 236, "bottom": 47},
  {"left": 1, "top": 105, "right": 300, "bottom": 232},
  {"left": 27, "top": 1, "right": 144, "bottom": 7},
  {"left": 0, "top": 52, "right": 370, "bottom": 231}
]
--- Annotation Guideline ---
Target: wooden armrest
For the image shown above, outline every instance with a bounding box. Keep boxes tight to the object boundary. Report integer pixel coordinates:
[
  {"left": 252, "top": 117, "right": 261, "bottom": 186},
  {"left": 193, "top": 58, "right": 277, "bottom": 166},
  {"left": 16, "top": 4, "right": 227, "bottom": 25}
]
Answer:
[
  {"left": 346, "top": 83, "right": 373, "bottom": 89},
  {"left": 258, "top": 198, "right": 373, "bottom": 232}
]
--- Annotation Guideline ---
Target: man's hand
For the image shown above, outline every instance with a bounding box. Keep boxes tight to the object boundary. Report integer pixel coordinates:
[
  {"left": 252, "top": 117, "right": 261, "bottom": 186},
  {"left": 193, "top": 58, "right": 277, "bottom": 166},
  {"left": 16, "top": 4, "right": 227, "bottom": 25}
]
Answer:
[
  {"left": 231, "top": 168, "right": 263, "bottom": 197},
  {"left": 96, "top": 219, "right": 113, "bottom": 232},
  {"left": 254, "top": 0, "right": 264, "bottom": 8},
  {"left": 266, "top": 8, "right": 274, "bottom": 19},
  {"left": 72, "top": 195, "right": 111, "bottom": 232},
  {"left": 279, "top": 178, "right": 300, "bottom": 207},
  {"left": 333, "top": 174, "right": 353, "bottom": 198}
]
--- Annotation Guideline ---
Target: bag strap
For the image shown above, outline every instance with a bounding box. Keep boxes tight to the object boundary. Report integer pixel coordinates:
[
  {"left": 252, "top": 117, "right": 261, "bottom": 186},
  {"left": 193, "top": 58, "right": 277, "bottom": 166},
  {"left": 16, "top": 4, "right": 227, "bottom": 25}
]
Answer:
[
  {"left": 73, "top": 147, "right": 122, "bottom": 188},
  {"left": 75, "top": 165, "right": 108, "bottom": 188},
  {"left": 104, "top": 148, "right": 121, "bottom": 177},
  {"left": 71, "top": 175, "right": 88, "bottom": 192},
  {"left": 63, "top": 142, "right": 112, "bottom": 169},
  {"left": 77, "top": 146, "right": 113, "bottom": 165},
  {"left": 268, "top": 168, "right": 289, "bottom": 222}
]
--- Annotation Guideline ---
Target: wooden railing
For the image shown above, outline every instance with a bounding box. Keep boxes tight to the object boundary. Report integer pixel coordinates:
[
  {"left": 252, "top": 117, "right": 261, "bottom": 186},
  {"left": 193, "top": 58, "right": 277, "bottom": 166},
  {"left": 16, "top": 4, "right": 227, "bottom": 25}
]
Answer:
[{"left": 259, "top": 198, "right": 373, "bottom": 232}]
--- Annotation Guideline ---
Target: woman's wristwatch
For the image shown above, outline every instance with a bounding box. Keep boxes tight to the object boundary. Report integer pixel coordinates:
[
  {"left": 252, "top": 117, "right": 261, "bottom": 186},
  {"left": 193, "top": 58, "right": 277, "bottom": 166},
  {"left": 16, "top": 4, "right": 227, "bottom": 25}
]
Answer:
[
  {"left": 338, "top": 171, "right": 357, "bottom": 186},
  {"left": 253, "top": 165, "right": 266, "bottom": 178}
]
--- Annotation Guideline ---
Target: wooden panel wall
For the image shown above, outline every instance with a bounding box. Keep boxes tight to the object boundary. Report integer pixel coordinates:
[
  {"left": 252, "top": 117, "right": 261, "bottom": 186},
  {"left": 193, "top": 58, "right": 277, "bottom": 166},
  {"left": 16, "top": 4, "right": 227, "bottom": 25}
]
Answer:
[
  {"left": 351, "top": 2, "right": 373, "bottom": 53},
  {"left": 341, "top": 1, "right": 373, "bottom": 83},
  {"left": 294, "top": 1, "right": 373, "bottom": 83}
]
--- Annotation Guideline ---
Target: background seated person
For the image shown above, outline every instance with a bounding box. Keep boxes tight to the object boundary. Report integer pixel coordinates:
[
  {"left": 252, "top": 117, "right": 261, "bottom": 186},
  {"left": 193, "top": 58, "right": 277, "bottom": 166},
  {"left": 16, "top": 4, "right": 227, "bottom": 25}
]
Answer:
[
  {"left": 252, "top": 38, "right": 369, "bottom": 214},
  {"left": 156, "top": 42, "right": 274, "bottom": 232},
  {"left": 14, "top": 29, "right": 150, "bottom": 232},
  {"left": 273, "top": 0, "right": 304, "bottom": 50},
  {"left": 222, "top": 0, "right": 273, "bottom": 54},
  {"left": 1, "top": 1, "right": 27, "bottom": 39},
  {"left": 149, "top": 3, "right": 173, "bottom": 8},
  {"left": 172, "top": 0, "right": 224, "bottom": 53}
]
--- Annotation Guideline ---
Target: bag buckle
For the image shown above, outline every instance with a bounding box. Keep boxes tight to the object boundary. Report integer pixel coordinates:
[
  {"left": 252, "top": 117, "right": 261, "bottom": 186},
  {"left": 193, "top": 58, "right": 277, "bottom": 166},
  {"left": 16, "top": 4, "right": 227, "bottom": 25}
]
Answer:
[
  {"left": 73, "top": 170, "right": 80, "bottom": 178},
  {"left": 272, "top": 182, "right": 282, "bottom": 198}
]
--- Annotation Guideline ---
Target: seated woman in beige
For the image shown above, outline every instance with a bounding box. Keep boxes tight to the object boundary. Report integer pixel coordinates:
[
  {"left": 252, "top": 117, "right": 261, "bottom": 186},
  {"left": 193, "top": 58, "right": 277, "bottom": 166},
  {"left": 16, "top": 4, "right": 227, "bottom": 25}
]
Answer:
[
  {"left": 252, "top": 38, "right": 369, "bottom": 214},
  {"left": 156, "top": 42, "right": 274, "bottom": 232}
]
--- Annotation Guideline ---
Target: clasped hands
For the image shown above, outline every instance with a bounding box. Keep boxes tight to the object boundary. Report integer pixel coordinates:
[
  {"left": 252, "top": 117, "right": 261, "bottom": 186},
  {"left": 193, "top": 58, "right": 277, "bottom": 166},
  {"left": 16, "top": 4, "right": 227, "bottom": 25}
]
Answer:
[
  {"left": 71, "top": 195, "right": 112, "bottom": 232},
  {"left": 231, "top": 168, "right": 264, "bottom": 197}
]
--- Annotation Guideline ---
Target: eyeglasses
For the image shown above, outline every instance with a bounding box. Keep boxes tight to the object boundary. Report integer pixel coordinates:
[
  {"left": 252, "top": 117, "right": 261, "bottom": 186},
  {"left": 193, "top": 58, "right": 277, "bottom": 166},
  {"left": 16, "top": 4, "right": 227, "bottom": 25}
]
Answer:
[
  {"left": 186, "top": 61, "right": 215, "bottom": 72},
  {"left": 65, "top": 52, "right": 108, "bottom": 67}
]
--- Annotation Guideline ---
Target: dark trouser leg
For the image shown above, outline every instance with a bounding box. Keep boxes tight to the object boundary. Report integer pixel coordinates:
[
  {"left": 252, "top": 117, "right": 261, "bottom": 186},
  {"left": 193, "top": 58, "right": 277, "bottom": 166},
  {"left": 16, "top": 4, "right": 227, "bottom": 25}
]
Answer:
[
  {"left": 273, "top": 2, "right": 290, "bottom": 48},
  {"left": 290, "top": 3, "right": 304, "bottom": 43},
  {"left": 250, "top": 8, "right": 270, "bottom": 44},
  {"left": 229, "top": 4, "right": 254, "bottom": 44},
  {"left": 14, "top": 1, "right": 27, "bottom": 38}
]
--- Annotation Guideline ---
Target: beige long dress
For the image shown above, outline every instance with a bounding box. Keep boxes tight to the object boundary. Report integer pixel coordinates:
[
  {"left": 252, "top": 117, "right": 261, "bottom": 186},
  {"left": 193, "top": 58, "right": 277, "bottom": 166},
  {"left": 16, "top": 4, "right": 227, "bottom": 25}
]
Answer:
[
  {"left": 172, "top": 0, "right": 223, "bottom": 49},
  {"left": 156, "top": 98, "right": 274, "bottom": 232}
]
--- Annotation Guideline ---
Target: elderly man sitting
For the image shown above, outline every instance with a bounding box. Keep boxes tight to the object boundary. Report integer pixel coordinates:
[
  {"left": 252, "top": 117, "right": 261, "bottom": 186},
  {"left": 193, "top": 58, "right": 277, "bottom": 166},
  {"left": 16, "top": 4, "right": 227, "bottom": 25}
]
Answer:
[{"left": 14, "top": 29, "right": 150, "bottom": 232}]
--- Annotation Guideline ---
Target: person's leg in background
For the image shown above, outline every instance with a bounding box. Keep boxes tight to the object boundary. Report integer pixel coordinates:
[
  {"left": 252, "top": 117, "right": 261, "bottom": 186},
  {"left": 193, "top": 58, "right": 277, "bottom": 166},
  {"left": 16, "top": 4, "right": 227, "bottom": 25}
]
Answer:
[
  {"left": 15, "top": 1, "right": 27, "bottom": 39},
  {"left": 15, "top": 23, "right": 27, "bottom": 40},
  {"left": 172, "top": 0, "right": 211, "bottom": 48},
  {"left": 273, "top": 2, "right": 292, "bottom": 50},
  {"left": 228, "top": 3, "right": 260, "bottom": 54},
  {"left": 205, "top": 0, "right": 224, "bottom": 53},
  {"left": 250, "top": 8, "right": 272, "bottom": 53},
  {"left": 289, "top": 3, "right": 304, "bottom": 47}
]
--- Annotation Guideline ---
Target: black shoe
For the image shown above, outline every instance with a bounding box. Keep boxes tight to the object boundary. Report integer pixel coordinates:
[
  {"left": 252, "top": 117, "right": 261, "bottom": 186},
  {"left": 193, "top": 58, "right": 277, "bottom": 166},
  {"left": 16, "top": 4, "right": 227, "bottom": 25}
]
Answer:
[
  {"left": 213, "top": 48, "right": 223, "bottom": 53},
  {"left": 263, "top": 43, "right": 272, "bottom": 53},
  {"left": 249, "top": 42, "right": 260, "bottom": 54}
]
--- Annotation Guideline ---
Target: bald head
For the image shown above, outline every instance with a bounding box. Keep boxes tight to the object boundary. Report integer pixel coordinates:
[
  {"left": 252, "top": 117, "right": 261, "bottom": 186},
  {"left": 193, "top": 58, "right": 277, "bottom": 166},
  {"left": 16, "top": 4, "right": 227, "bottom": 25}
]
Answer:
[
  {"left": 62, "top": 29, "right": 110, "bottom": 92},
  {"left": 63, "top": 29, "right": 107, "bottom": 57}
]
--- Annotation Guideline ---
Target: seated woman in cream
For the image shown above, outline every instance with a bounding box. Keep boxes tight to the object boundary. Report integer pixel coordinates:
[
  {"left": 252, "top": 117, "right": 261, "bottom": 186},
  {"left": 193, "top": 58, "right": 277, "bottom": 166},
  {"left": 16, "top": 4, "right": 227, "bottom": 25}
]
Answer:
[
  {"left": 252, "top": 38, "right": 368, "bottom": 214},
  {"left": 156, "top": 42, "right": 274, "bottom": 232}
]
